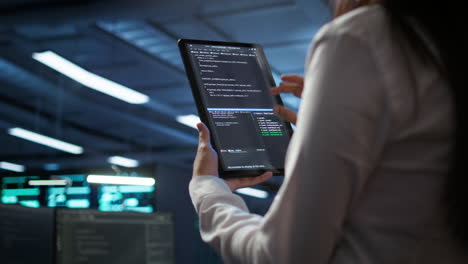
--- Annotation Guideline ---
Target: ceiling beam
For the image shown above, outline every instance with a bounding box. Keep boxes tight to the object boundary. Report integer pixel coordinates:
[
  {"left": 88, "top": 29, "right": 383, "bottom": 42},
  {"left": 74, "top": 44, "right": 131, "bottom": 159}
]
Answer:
[{"left": 0, "top": 0, "right": 196, "bottom": 25}]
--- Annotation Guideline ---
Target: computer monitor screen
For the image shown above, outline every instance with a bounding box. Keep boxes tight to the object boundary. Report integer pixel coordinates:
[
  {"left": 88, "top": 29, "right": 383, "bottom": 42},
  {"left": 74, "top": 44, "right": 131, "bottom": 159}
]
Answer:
[
  {"left": 98, "top": 185, "right": 155, "bottom": 213},
  {"left": 47, "top": 174, "right": 91, "bottom": 209},
  {"left": 1, "top": 176, "right": 41, "bottom": 208},
  {"left": 56, "top": 210, "right": 174, "bottom": 264},
  {"left": 0, "top": 204, "right": 54, "bottom": 264}
]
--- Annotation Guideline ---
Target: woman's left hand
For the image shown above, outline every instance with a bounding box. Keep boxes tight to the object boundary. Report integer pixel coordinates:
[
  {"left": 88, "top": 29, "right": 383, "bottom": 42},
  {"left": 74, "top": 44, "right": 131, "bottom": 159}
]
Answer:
[{"left": 193, "top": 122, "right": 273, "bottom": 191}]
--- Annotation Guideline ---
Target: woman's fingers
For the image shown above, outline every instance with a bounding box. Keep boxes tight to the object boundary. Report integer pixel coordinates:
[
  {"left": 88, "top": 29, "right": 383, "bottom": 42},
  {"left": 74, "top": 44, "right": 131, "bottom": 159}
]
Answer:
[
  {"left": 270, "top": 82, "right": 301, "bottom": 95},
  {"left": 270, "top": 74, "right": 301, "bottom": 125},
  {"left": 226, "top": 171, "right": 273, "bottom": 191},
  {"left": 270, "top": 75, "right": 304, "bottom": 98},
  {"left": 274, "top": 105, "right": 297, "bottom": 125},
  {"left": 281, "top": 74, "right": 304, "bottom": 86}
]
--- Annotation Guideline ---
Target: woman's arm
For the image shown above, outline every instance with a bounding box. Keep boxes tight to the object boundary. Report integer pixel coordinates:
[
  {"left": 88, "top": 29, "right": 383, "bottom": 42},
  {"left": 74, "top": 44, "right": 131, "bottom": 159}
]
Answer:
[{"left": 189, "top": 32, "right": 390, "bottom": 264}]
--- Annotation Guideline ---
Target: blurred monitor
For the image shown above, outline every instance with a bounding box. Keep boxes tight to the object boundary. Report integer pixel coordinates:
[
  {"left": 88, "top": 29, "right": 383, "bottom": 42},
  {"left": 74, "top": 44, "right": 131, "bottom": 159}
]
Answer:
[
  {"left": 1, "top": 176, "right": 41, "bottom": 208},
  {"left": 56, "top": 210, "right": 174, "bottom": 264},
  {"left": 98, "top": 185, "right": 155, "bottom": 213},
  {"left": 0, "top": 204, "right": 54, "bottom": 264},
  {"left": 47, "top": 174, "right": 90, "bottom": 209}
]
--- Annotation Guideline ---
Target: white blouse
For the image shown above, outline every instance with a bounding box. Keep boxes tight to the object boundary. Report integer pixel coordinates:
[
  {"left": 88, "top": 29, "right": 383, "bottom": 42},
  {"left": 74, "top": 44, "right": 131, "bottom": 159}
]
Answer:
[{"left": 189, "top": 5, "right": 467, "bottom": 264}]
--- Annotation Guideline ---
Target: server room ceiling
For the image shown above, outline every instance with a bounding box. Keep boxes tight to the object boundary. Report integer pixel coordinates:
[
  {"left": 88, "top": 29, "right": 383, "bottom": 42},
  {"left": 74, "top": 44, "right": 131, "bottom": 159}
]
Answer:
[{"left": 0, "top": 0, "right": 330, "bottom": 173}]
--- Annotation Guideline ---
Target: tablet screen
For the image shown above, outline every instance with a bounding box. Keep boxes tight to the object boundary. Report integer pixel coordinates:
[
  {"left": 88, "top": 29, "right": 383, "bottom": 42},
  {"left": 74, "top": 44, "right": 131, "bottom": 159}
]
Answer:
[{"left": 181, "top": 40, "right": 291, "bottom": 174}]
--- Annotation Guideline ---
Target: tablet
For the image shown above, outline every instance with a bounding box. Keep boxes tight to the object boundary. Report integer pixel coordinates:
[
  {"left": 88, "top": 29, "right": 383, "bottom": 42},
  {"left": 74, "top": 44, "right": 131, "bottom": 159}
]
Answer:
[{"left": 178, "top": 39, "right": 293, "bottom": 178}]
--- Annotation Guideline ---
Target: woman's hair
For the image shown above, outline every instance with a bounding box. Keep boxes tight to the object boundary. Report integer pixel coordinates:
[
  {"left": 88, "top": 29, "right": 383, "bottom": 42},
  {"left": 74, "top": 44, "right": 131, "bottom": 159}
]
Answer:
[
  {"left": 332, "top": 0, "right": 468, "bottom": 247},
  {"left": 333, "top": 0, "right": 379, "bottom": 17}
]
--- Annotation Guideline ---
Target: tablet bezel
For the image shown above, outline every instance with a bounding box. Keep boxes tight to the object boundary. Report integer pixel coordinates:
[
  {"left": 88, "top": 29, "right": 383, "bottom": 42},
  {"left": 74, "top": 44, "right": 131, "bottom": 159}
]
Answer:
[{"left": 178, "top": 38, "right": 293, "bottom": 178}]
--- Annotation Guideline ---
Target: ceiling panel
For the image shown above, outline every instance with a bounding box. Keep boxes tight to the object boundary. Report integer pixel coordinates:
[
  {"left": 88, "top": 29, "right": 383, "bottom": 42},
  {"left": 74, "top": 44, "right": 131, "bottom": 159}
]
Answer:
[
  {"left": 96, "top": 21, "right": 184, "bottom": 72},
  {"left": 15, "top": 24, "right": 79, "bottom": 40},
  {"left": 206, "top": 5, "right": 324, "bottom": 45},
  {"left": 0, "top": 133, "right": 60, "bottom": 156},
  {"left": 146, "top": 87, "right": 193, "bottom": 104},
  {"left": 162, "top": 19, "right": 227, "bottom": 42},
  {"left": 199, "top": 0, "right": 293, "bottom": 16},
  {"left": 156, "top": 49, "right": 184, "bottom": 69},
  {"left": 92, "top": 62, "right": 184, "bottom": 88},
  {"left": 39, "top": 37, "right": 137, "bottom": 69}
]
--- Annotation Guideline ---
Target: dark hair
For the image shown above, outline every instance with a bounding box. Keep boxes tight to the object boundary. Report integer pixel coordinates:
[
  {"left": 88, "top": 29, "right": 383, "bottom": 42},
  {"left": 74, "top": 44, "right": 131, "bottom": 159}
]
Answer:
[
  {"left": 380, "top": 1, "right": 468, "bottom": 247},
  {"left": 328, "top": 0, "right": 468, "bottom": 247}
]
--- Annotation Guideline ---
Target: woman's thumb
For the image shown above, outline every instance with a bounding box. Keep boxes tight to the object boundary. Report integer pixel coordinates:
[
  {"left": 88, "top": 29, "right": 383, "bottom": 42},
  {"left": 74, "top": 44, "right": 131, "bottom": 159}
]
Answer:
[{"left": 197, "top": 122, "right": 210, "bottom": 144}]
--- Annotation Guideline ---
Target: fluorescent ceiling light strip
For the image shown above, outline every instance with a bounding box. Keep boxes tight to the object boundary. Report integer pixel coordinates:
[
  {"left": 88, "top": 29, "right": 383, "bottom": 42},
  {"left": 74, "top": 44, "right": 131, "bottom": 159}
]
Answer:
[
  {"left": 0, "top": 161, "right": 25, "bottom": 172},
  {"left": 28, "top": 180, "right": 67, "bottom": 186},
  {"left": 108, "top": 156, "right": 139, "bottom": 168},
  {"left": 176, "top": 114, "right": 200, "bottom": 129},
  {"left": 87, "top": 175, "right": 155, "bottom": 186},
  {"left": 32, "top": 50, "right": 149, "bottom": 104},
  {"left": 8, "top": 127, "right": 83, "bottom": 154},
  {"left": 235, "top": 187, "right": 268, "bottom": 199}
]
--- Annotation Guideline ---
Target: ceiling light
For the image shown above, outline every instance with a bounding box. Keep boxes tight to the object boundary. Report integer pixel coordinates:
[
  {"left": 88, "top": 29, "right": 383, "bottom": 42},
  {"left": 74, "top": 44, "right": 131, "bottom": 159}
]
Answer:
[
  {"left": 8, "top": 127, "right": 83, "bottom": 154},
  {"left": 235, "top": 187, "right": 268, "bottom": 199},
  {"left": 108, "top": 156, "right": 139, "bottom": 168},
  {"left": 0, "top": 161, "right": 25, "bottom": 172},
  {"left": 87, "top": 175, "right": 155, "bottom": 186},
  {"left": 32, "top": 50, "right": 149, "bottom": 104},
  {"left": 176, "top": 114, "right": 200, "bottom": 129},
  {"left": 28, "top": 180, "right": 67, "bottom": 186}
]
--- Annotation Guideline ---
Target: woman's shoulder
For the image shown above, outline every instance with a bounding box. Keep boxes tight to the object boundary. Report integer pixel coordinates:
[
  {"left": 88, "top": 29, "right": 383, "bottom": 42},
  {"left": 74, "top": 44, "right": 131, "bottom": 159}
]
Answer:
[{"left": 314, "top": 4, "right": 390, "bottom": 45}]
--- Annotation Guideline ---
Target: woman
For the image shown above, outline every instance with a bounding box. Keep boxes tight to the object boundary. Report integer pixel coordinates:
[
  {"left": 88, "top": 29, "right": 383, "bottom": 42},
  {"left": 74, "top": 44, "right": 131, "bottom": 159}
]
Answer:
[{"left": 190, "top": 0, "right": 468, "bottom": 263}]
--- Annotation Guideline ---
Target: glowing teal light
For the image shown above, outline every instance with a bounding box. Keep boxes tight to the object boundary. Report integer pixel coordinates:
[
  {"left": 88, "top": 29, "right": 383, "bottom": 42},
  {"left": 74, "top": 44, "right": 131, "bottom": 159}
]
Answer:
[
  {"left": 48, "top": 200, "right": 56, "bottom": 207},
  {"left": 124, "top": 198, "right": 139, "bottom": 207},
  {"left": 56, "top": 194, "right": 66, "bottom": 203},
  {"left": 48, "top": 187, "right": 90, "bottom": 195},
  {"left": 99, "top": 204, "right": 123, "bottom": 212},
  {"left": 2, "top": 188, "right": 40, "bottom": 196},
  {"left": 100, "top": 193, "right": 114, "bottom": 202},
  {"left": 53, "top": 174, "right": 86, "bottom": 182},
  {"left": 99, "top": 192, "right": 122, "bottom": 203},
  {"left": 2, "top": 176, "right": 39, "bottom": 184},
  {"left": 126, "top": 206, "right": 153, "bottom": 213},
  {"left": 67, "top": 187, "right": 90, "bottom": 195},
  {"left": 48, "top": 187, "right": 65, "bottom": 195},
  {"left": 19, "top": 200, "right": 40, "bottom": 208},
  {"left": 101, "top": 185, "right": 154, "bottom": 193},
  {"left": 1, "top": 195, "right": 18, "bottom": 204},
  {"left": 66, "top": 199, "right": 90, "bottom": 208},
  {"left": 99, "top": 204, "right": 111, "bottom": 211}
]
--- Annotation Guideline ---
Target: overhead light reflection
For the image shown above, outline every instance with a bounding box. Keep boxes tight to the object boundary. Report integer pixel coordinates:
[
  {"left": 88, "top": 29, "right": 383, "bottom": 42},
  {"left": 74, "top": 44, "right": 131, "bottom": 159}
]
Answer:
[
  {"left": 32, "top": 50, "right": 149, "bottom": 104},
  {"left": 28, "top": 180, "right": 67, "bottom": 186},
  {"left": 0, "top": 161, "right": 25, "bottom": 172},
  {"left": 177, "top": 114, "right": 200, "bottom": 129},
  {"left": 8, "top": 127, "right": 83, "bottom": 155},
  {"left": 87, "top": 175, "right": 155, "bottom": 186},
  {"left": 108, "top": 156, "right": 139, "bottom": 168}
]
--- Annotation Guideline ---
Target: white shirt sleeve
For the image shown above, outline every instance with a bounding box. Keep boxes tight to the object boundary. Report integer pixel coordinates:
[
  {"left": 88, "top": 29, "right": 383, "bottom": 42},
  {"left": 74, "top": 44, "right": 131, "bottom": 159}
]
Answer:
[{"left": 189, "top": 31, "right": 391, "bottom": 264}]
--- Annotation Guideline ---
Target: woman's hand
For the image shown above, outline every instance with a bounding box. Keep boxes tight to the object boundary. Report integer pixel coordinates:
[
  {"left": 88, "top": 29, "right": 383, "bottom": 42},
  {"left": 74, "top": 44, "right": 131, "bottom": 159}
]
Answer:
[
  {"left": 193, "top": 122, "right": 218, "bottom": 177},
  {"left": 193, "top": 122, "right": 273, "bottom": 191},
  {"left": 225, "top": 172, "right": 273, "bottom": 192},
  {"left": 270, "top": 74, "right": 304, "bottom": 125}
]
